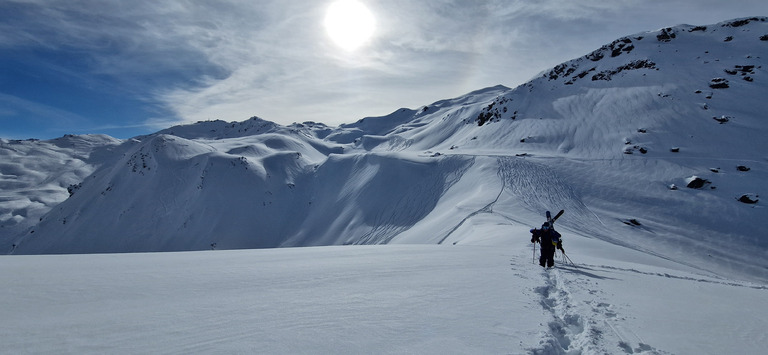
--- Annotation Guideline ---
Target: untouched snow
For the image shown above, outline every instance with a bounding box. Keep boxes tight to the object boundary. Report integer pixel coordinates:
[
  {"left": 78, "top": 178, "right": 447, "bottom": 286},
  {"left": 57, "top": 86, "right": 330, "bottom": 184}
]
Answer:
[{"left": 2, "top": 239, "right": 766, "bottom": 354}]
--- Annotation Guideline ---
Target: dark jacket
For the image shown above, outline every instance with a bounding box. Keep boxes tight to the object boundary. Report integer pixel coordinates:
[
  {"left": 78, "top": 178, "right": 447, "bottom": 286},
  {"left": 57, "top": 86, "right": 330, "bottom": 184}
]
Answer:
[{"left": 531, "top": 228, "right": 563, "bottom": 251}]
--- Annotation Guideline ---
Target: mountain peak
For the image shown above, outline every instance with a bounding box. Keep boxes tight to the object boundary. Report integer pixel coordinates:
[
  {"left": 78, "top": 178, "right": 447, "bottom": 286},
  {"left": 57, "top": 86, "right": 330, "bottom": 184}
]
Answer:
[
  {"left": 3, "top": 17, "right": 767, "bottom": 282},
  {"left": 154, "top": 116, "right": 280, "bottom": 140}
]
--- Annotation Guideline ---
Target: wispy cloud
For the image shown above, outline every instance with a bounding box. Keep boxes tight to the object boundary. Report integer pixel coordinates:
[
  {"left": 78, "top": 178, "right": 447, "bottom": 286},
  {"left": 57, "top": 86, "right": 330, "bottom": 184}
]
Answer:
[
  {"left": 2, "top": 0, "right": 768, "bottom": 138},
  {"left": 0, "top": 93, "right": 85, "bottom": 122}
]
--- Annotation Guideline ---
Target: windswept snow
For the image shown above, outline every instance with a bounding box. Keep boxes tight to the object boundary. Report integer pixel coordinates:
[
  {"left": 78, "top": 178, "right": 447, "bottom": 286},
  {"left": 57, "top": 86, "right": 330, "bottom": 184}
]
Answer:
[{"left": 0, "top": 135, "right": 123, "bottom": 238}]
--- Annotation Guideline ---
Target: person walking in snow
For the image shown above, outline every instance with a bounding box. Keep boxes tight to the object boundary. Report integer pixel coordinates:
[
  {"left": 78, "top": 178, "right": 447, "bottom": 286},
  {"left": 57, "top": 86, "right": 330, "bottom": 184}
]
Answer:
[{"left": 530, "top": 222, "right": 563, "bottom": 268}]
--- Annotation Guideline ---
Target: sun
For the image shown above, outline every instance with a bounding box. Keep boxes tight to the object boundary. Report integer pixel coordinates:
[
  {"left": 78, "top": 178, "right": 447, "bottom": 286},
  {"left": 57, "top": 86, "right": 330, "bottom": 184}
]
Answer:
[{"left": 324, "top": 0, "right": 376, "bottom": 51}]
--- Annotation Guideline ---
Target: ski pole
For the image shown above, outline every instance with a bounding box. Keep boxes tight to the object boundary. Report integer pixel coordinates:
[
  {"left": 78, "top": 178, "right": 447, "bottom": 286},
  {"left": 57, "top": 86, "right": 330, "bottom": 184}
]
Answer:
[{"left": 562, "top": 251, "right": 576, "bottom": 267}]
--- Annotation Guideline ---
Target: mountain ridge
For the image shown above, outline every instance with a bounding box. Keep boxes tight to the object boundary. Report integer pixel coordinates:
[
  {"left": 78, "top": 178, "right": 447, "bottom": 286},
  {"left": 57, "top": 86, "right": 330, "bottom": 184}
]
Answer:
[{"left": 2, "top": 17, "right": 766, "bottom": 282}]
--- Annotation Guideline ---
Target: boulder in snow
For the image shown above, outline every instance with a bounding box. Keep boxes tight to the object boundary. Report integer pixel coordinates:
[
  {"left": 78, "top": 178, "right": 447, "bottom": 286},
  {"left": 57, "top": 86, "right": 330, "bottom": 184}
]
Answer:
[
  {"left": 709, "top": 78, "right": 730, "bottom": 89},
  {"left": 686, "top": 176, "right": 711, "bottom": 189},
  {"left": 738, "top": 194, "right": 759, "bottom": 204}
]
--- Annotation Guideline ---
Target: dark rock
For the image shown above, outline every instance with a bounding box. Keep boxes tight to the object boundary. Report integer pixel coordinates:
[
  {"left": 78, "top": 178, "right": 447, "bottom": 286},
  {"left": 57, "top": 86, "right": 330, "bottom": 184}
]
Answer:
[
  {"left": 574, "top": 68, "right": 595, "bottom": 80},
  {"left": 686, "top": 177, "right": 710, "bottom": 189},
  {"left": 736, "top": 65, "right": 755, "bottom": 74},
  {"left": 737, "top": 165, "right": 751, "bottom": 172},
  {"left": 622, "top": 219, "right": 642, "bottom": 226},
  {"left": 592, "top": 60, "right": 657, "bottom": 81},
  {"left": 709, "top": 78, "right": 730, "bottom": 89},
  {"left": 67, "top": 183, "right": 83, "bottom": 197},
  {"left": 722, "top": 17, "right": 763, "bottom": 28},
  {"left": 657, "top": 28, "right": 676, "bottom": 42},
  {"left": 587, "top": 50, "right": 604, "bottom": 62},
  {"left": 738, "top": 195, "right": 759, "bottom": 204}
]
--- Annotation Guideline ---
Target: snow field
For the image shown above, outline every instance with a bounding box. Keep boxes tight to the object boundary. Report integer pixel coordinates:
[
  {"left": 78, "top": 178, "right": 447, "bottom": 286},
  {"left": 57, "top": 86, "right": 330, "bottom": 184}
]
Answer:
[
  {"left": 2, "top": 241, "right": 766, "bottom": 354},
  {"left": 0, "top": 245, "right": 545, "bottom": 354}
]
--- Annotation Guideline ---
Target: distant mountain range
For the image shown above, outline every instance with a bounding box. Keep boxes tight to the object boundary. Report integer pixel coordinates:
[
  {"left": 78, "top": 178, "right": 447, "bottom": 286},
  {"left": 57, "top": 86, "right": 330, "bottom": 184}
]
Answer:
[{"left": 2, "top": 17, "right": 766, "bottom": 281}]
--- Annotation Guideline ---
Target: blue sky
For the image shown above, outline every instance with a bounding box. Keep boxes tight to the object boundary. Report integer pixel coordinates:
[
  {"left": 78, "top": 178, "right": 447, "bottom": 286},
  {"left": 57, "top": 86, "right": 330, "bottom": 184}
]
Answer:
[{"left": 2, "top": 0, "right": 767, "bottom": 139}]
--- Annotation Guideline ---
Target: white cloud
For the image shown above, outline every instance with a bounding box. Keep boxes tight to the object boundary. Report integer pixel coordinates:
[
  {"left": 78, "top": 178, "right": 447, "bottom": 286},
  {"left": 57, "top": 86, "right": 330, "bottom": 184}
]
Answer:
[
  {"left": 3, "top": 0, "right": 768, "bottom": 134},
  {"left": 147, "top": 0, "right": 768, "bottom": 127}
]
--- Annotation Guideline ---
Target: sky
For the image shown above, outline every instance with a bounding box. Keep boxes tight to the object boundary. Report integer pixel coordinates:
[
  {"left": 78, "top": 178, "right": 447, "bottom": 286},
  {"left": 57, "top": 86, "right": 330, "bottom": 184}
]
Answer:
[{"left": 1, "top": 0, "right": 767, "bottom": 139}]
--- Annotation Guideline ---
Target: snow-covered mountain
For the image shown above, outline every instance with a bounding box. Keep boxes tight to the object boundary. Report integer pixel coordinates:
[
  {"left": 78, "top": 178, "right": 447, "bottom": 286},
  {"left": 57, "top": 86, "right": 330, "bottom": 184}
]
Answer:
[{"left": 2, "top": 17, "right": 767, "bottom": 282}]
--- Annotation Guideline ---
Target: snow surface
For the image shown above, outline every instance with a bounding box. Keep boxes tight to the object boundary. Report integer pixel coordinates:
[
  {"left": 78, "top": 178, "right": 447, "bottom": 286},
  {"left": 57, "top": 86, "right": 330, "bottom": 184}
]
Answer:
[
  {"left": 1, "top": 17, "right": 768, "bottom": 354},
  {"left": 2, "top": 241, "right": 766, "bottom": 354}
]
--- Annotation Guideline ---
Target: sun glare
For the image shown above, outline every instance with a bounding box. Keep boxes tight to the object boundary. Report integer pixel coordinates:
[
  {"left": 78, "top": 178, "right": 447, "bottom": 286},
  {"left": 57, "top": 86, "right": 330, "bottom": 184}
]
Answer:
[{"left": 324, "top": 0, "right": 375, "bottom": 51}]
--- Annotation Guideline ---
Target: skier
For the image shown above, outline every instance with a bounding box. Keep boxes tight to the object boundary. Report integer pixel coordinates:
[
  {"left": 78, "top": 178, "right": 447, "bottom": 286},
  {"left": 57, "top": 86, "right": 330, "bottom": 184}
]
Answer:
[{"left": 530, "top": 222, "right": 563, "bottom": 268}]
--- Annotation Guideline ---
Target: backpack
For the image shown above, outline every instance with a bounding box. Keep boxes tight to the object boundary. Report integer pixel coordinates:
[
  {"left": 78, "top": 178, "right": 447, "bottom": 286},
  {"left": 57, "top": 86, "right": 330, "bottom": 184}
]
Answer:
[{"left": 550, "top": 230, "right": 561, "bottom": 246}]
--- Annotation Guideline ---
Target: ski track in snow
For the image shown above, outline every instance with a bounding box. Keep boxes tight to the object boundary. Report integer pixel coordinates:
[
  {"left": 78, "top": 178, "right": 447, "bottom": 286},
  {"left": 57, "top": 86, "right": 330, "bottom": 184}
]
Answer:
[
  {"left": 437, "top": 158, "right": 506, "bottom": 244},
  {"left": 436, "top": 154, "right": 605, "bottom": 245},
  {"left": 496, "top": 157, "right": 608, "bottom": 237}
]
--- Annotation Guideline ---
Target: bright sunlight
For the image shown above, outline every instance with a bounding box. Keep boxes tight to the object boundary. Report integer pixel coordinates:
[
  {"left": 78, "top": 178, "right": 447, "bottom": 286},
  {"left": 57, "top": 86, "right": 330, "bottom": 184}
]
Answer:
[{"left": 324, "top": 0, "right": 376, "bottom": 51}]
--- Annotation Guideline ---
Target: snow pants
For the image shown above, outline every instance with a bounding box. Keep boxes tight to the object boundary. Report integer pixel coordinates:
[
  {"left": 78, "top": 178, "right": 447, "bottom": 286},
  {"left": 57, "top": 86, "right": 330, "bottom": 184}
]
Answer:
[{"left": 539, "top": 243, "right": 556, "bottom": 268}]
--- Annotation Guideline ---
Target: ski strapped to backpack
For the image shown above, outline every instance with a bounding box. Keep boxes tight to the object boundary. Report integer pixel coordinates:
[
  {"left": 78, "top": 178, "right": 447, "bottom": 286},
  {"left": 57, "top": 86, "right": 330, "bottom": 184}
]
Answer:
[
  {"left": 547, "top": 209, "right": 564, "bottom": 225},
  {"left": 544, "top": 209, "right": 564, "bottom": 245},
  {"left": 548, "top": 209, "right": 564, "bottom": 246},
  {"left": 533, "top": 210, "right": 577, "bottom": 267},
  {"left": 546, "top": 210, "right": 577, "bottom": 267},
  {"left": 532, "top": 210, "right": 564, "bottom": 264}
]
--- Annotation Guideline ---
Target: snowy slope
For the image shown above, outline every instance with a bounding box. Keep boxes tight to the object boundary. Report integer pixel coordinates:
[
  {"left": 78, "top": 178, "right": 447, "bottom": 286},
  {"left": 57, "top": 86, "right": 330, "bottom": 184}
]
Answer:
[
  {"left": 0, "top": 135, "right": 123, "bottom": 241},
  {"left": 2, "top": 16, "right": 768, "bottom": 355},
  {"left": 382, "top": 17, "right": 768, "bottom": 281},
  {"left": 2, "top": 18, "right": 768, "bottom": 283}
]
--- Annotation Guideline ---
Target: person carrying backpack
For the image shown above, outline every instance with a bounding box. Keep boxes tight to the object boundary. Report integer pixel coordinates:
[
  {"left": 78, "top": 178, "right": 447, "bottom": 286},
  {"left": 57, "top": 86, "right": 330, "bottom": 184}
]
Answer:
[{"left": 530, "top": 222, "right": 563, "bottom": 268}]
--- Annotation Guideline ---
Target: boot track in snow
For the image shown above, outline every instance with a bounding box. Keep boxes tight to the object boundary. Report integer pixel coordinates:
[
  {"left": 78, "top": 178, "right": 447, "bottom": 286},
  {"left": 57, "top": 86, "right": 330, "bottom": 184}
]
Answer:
[{"left": 530, "top": 266, "right": 668, "bottom": 354}]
